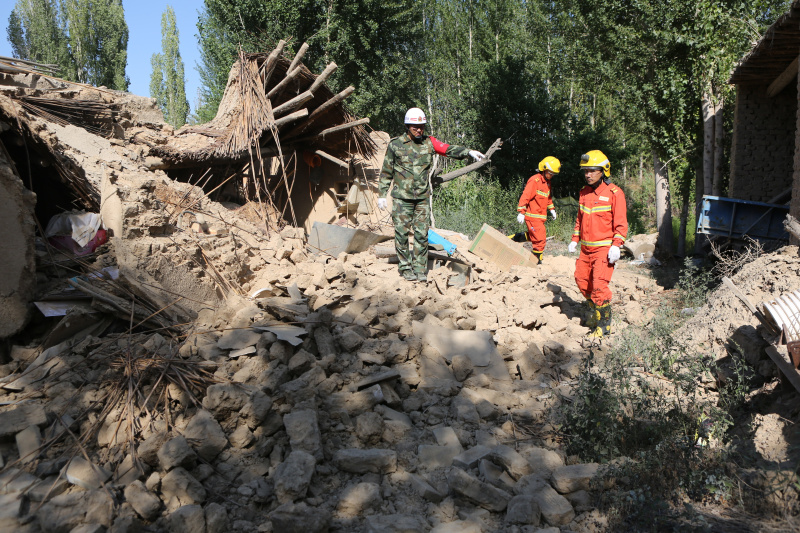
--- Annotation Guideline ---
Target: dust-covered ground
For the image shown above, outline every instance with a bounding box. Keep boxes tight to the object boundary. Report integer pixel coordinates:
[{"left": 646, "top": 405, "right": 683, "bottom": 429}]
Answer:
[{"left": 2, "top": 176, "right": 800, "bottom": 532}]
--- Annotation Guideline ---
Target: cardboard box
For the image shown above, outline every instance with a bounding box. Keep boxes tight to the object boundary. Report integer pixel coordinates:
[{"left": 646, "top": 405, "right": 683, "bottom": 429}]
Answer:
[{"left": 468, "top": 223, "right": 536, "bottom": 270}]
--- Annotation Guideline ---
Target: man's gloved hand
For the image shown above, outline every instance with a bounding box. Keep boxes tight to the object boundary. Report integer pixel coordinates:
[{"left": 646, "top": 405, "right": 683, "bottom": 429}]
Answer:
[
  {"left": 568, "top": 241, "right": 577, "bottom": 254},
  {"left": 550, "top": 209, "right": 557, "bottom": 220},
  {"left": 517, "top": 213, "right": 525, "bottom": 224},
  {"left": 608, "top": 245, "right": 621, "bottom": 264},
  {"left": 377, "top": 198, "right": 387, "bottom": 210},
  {"left": 469, "top": 150, "right": 485, "bottom": 161}
]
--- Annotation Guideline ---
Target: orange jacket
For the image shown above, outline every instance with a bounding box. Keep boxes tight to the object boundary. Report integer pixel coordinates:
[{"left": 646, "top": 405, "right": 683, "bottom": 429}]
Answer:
[
  {"left": 572, "top": 181, "right": 628, "bottom": 248},
  {"left": 517, "top": 173, "right": 554, "bottom": 220}
]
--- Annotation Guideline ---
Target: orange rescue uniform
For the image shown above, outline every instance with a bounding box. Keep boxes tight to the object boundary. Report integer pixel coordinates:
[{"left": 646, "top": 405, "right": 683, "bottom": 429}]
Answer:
[
  {"left": 517, "top": 173, "right": 554, "bottom": 253},
  {"left": 571, "top": 181, "right": 628, "bottom": 306}
]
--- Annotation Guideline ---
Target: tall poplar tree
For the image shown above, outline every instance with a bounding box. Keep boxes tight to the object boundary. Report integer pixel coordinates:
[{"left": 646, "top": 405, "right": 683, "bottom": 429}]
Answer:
[
  {"left": 150, "top": 5, "right": 189, "bottom": 128},
  {"left": 7, "top": 0, "right": 129, "bottom": 90},
  {"left": 7, "top": 0, "right": 69, "bottom": 70},
  {"left": 60, "top": 0, "right": 129, "bottom": 90}
]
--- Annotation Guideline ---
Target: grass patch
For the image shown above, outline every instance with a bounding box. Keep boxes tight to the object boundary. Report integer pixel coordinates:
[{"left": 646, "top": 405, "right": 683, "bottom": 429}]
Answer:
[
  {"left": 557, "top": 263, "right": 751, "bottom": 527},
  {"left": 432, "top": 175, "right": 519, "bottom": 238}
]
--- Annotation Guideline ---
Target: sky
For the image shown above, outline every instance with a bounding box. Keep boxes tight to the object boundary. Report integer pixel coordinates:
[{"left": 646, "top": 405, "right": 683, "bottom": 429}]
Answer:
[{"left": 0, "top": 0, "right": 205, "bottom": 113}]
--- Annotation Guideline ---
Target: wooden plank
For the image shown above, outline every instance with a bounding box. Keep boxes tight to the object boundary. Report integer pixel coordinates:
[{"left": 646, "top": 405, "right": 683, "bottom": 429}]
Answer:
[
  {"left": 765, "top": 345, "right": 800, "bottom": 393},
  {"left": 767, "top": 56, "right": 799, "bottom": 97}
]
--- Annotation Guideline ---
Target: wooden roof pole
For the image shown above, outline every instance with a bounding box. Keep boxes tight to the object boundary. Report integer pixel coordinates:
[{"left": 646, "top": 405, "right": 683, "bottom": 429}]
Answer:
[{"left": 767, "top": 56, "right": 799, "bottom": 97}]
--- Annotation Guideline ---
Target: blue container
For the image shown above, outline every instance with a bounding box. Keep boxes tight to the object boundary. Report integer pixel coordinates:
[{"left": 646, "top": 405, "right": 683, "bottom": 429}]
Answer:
[
  {"left": 428, "top": 229, "right": 458, "bottom": 256},
  {"left": 696, "top": 195, "right": 789, "bottom": 241}
]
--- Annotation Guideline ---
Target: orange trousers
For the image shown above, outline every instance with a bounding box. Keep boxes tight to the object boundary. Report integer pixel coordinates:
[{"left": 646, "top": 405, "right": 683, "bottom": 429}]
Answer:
[
  {"left": 574, "top": 246, "right": 615, "bottom": 306},
  {"left": 525, "top": 218, "right": 547, "bottom": 253}
]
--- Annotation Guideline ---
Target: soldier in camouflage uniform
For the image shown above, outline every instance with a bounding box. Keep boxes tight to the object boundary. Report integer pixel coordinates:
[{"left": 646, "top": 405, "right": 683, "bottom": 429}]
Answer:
[{"left": 378, "top": 108, "right": 485, "bottom": 282}]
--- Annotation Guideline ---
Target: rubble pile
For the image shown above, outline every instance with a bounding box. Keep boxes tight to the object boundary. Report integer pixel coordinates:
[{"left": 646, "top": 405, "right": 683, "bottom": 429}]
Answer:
[
  {"left": 682, "top": 246, "right": 800, "bottom": 375},
  {"left": 0, "top": 175, "right": 663, "bottom": 532},
  {"left": 0, "top": 46, "right": 668, "bottom": 533}
]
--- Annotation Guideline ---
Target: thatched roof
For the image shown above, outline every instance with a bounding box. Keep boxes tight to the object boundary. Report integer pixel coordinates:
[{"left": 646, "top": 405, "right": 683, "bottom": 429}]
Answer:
[
  {"left": 729, "top": 1, "right": 800, "bottom": 85},
  {"left": 152, "top": 44, "right": 376, "bottom": 167}
]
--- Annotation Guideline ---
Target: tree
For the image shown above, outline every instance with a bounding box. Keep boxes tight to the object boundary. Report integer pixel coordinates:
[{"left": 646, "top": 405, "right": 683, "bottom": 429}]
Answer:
[
  {"left": 150, "top": 6, "right": 189, "bottom": 128},
  {"left": 7, "top": 0, "right": 129, "bottom": 90},
  {"left": 195, "top": 0, "right": 326, "bottom": 123},
  {"left": 7, "top": 0, "right": 69, "bottom": 70},
  {"left": 60, "top": 0, "right": 129, "bottom": 90}
]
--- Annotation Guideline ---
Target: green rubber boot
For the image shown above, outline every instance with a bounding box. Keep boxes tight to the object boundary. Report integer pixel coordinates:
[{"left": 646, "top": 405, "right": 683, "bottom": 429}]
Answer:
[
  {"left": 588, "top": 303, "right": 612, "bottom": 338},
  {"left": 583, "top": 299, "right": 599, "bottom": 330}
]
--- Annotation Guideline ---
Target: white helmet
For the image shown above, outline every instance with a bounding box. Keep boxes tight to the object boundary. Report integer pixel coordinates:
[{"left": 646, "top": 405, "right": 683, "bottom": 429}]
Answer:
[{"left": 404, "top": 107, "right": 427, "bottom": 125}]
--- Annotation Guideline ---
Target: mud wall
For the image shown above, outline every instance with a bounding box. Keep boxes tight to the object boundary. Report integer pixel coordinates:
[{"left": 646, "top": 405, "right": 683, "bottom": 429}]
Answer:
[
  {"left": 729, "top": 83, "right": 796, "bottom": 202},
  {"left": 0, "top": 139, "right": 37, "bottom": 338}
]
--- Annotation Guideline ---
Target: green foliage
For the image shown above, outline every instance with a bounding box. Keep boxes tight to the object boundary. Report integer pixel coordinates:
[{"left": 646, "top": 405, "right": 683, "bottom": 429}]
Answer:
[
  {"left": 431, "top": 175, "right": 518, "bottom": 238},
  {"left": 7, "top": 0, "right": 69, "bottom": 69},
  {"left": 150, "top": 6, "right": 189, "bottom": 129},
  {"left": 8, "top": 0, "right": 128, "bottom": 90},
  {"left": 676, "top": 257, "right": 714, "bottom": 309}
]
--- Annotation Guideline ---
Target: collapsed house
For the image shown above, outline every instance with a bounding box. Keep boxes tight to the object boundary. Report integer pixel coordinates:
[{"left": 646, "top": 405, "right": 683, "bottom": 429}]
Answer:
[
  {"left": 0, "top": 42, "right": 389, "bottom": 338},
  {"left": 0, "top": 43, "right": 676, "bottom": 533}
]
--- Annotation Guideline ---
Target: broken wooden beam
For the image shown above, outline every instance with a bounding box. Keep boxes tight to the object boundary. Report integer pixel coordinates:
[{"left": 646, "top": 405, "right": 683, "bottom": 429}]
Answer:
[
  {"left": 261, "top": 39, "right": 287, "bottom": 87},
  {"left": 298, "top": 118, "right": 370, "bottom": 142},
  {"left": 274, "top": 108, "right": 309, "bottom": 128},
  {"left": 314, "top": 149, "right": 349, "bottom": 169},
  {"left": 285, "top": 86, "right": 355, "bottom": 138},
  {"left": 433, "top": 138, "right": 503, "bottom": 185},
  {"left": 287, "top": 42, "right": 309, "bottom": 73},
  {"left": 272, "top": 90, "right": 314, "bottom": 117},
  {"left": 308, "top": 62, "right": 338, "bottom": 95},
  {"left": 267, "top": 66, "right": 303, "bottom": 99}
]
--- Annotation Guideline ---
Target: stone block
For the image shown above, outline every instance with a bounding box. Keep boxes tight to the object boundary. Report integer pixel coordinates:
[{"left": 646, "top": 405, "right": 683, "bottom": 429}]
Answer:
[
  {"left": 160, "top": 467, "right": 206, "bottom": 512},
  {"left": 551, "top": 463, "right": 599, "bottom": 494},
  {"left": 488, "top": 444, "right": 533, "bottom": 480},
  {"left": 15, "top": 425, "right": 41, "bottom": 464},
  {"left": 531, "top": 485, "right": 575, "bottom": 526},
  {"left": 446, "top": 467, "right": 511, "bottom": 512},
  {"left": 505, "top": 494, "right": 541, "bottom": 525},
  {"left": 158, "top": 436, "right": 196, "bottom": 471},
  {"left": 0, "top": 404, "right": 47, "bottom": 438},
  {"left": 165, "top": 504, "right": 206, "bottom": 533},
  {"left": 452, "top": 445, "right": 492, "bottom": 470},
  {"left": 270, "top": 502, "right": 331, "bottom": 533},
  {"left": 274, "top": 450, "right": 316, "bottom": 503},
  {"left": 183, "top": 410, "right": 228, "bottom": 461},
  {"left": 333, "top": 448, "right": 397, "bottom": 474},
  {"left": 365, "top": 514, "right": 427, "bottom": 533},
  {"left": 65, "top": 457, "right": 112, "bottom": 490},
  {"left": 284, "top": 409, "right": 323, "bottom": 460},
  {"left": 336, "top": 482, "right": 382, "bottom": 517},
  {"left": 124, "top": 480, "right": 161, "bottom": 521}
]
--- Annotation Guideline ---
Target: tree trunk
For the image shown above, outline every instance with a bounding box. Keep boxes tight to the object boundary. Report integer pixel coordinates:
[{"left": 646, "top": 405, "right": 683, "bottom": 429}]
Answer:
[
  {"left": 653, "top": 150, "right": 673, "bottom": 256},
  {"left": 702, "top": 91, "right": 714, "bottom": 197},
  {"left": 694, "top": 158, "right": 706, "bottom": 255},
  {"left": 712, "top": 94, "right": 724, "bottom": 196},
  {"left": 639, "top": 154, "right": 644, "bottom": 184}
]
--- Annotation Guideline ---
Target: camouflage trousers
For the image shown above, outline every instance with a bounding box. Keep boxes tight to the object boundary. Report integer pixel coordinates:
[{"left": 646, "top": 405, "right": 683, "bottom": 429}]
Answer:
[{"left": 392, "top": 198, "right": 430, "bottom": 275}]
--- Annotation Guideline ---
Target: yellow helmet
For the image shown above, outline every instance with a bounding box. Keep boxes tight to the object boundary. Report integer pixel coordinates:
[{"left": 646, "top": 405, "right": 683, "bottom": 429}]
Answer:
[
  {"left": 538, "top": 156, "right": 561, "bottom": 175},
  {"left": 580, "top": 150, "right": 611, "bottom": 177}
]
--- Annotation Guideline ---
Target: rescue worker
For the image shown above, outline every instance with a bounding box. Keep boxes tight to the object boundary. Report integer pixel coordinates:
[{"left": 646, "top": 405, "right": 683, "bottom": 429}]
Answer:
[
  {"left": 568, "top": 150, "right": 628, "bottom": 337},
  {"left": 516, "top": 156, "right": 560, "bottom": 264},
  {"left": 378, "top": 107, "right": 485, "bottom": 282}
]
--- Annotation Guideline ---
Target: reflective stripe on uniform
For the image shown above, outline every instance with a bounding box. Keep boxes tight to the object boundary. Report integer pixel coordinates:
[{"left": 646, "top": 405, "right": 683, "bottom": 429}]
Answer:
[
  {"left": 579, "top": 205, "right": 612, "bottom": 214},
  {"left": 580, "top": 239, "right": 612, "bottom": 247},
  {"left": 525, "top": 212, "right": 547, "bottom": 219},
  {"left": 536, "top": 190, "right": 549, "bottom": 197}
]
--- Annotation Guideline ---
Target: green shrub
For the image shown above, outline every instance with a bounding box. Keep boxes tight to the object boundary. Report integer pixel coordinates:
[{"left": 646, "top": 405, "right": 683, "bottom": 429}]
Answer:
[
  {"left": 432, "top": 175, "right": 519, "bottom": 238},
  {"left": 558, "top": 303, "right": 736, "bottom": 518}
]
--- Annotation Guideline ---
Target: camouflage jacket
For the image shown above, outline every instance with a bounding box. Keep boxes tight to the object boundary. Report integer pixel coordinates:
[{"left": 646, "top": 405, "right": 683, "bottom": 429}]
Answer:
[{"left": 379, "top": 133, "right": 470, "bottom": 200}]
